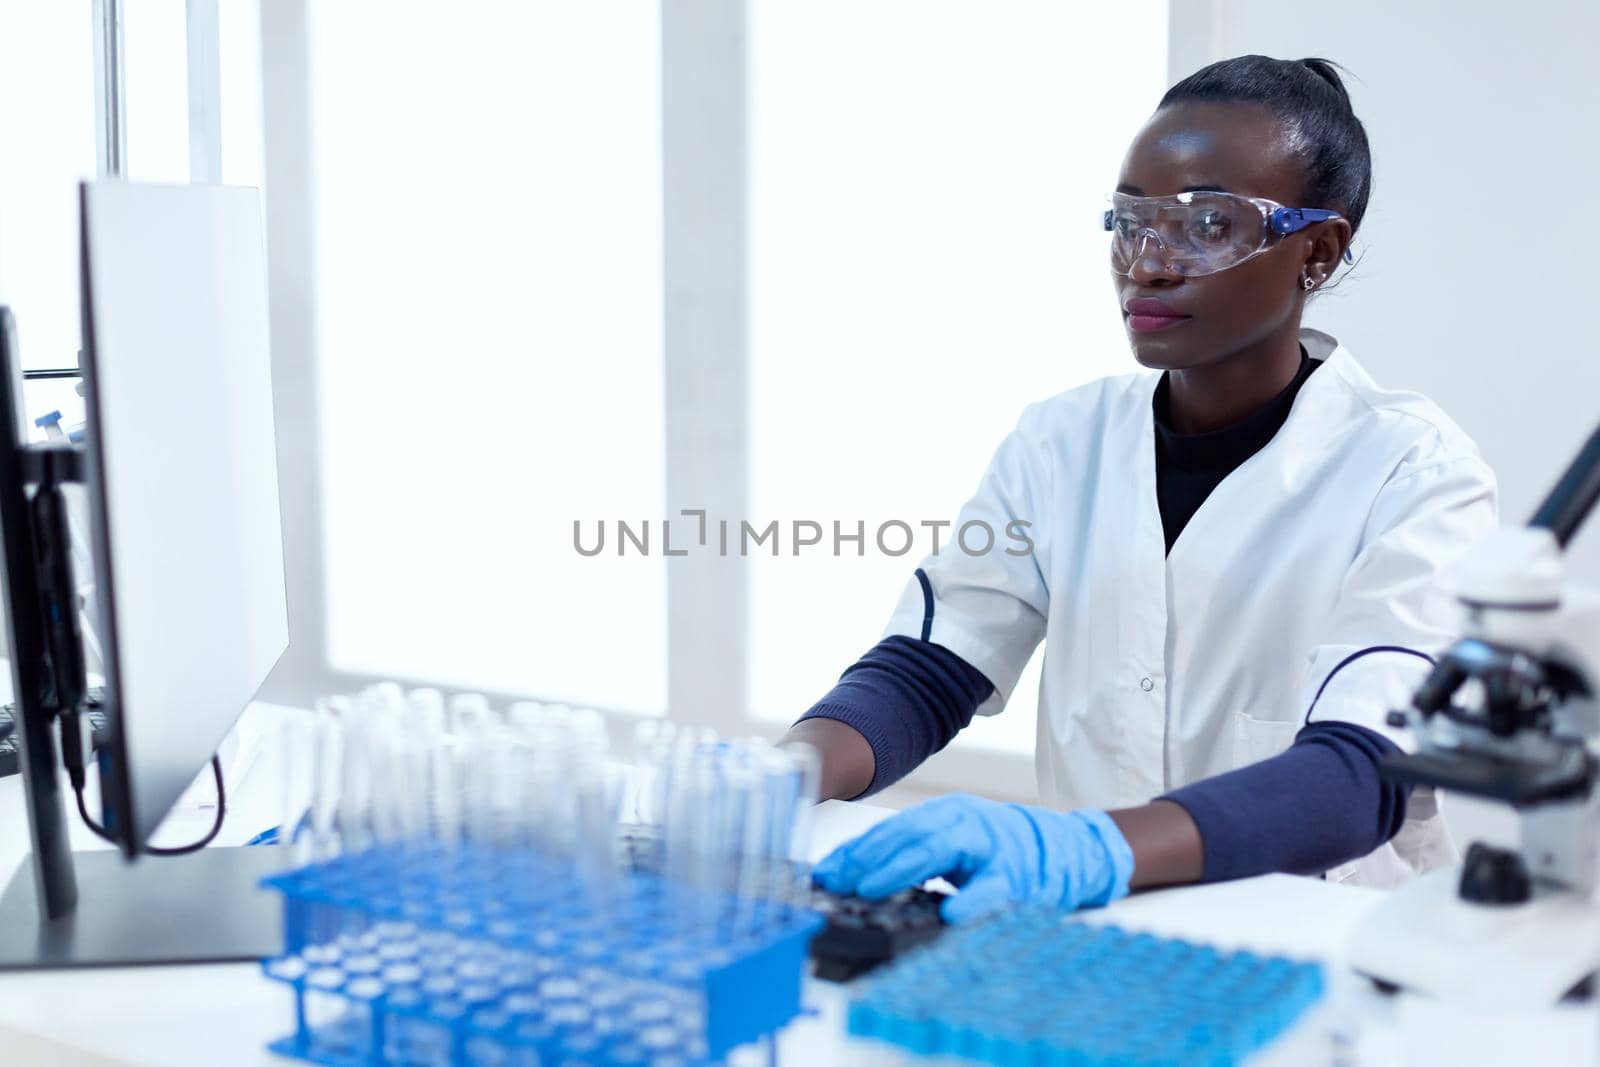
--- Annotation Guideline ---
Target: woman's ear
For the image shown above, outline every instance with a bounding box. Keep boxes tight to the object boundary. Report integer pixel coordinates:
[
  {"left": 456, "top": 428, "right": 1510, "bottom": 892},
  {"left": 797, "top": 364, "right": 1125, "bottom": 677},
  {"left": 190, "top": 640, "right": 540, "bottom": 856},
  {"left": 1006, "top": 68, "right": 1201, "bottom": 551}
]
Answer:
[{"left": 1303, "top": 218, "right": 1353, "bottom": 287}]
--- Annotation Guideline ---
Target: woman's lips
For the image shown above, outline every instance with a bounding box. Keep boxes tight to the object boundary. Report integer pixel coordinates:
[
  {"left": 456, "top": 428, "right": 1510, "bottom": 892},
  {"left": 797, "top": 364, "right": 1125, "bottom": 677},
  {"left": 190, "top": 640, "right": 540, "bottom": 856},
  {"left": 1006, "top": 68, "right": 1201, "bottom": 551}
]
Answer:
[
  {"left": 1123, "top": 297, "right": 1192, "bottom": 334},
  {"left": 1127, "top": 313, "right": 1191, "bottom": 332}
]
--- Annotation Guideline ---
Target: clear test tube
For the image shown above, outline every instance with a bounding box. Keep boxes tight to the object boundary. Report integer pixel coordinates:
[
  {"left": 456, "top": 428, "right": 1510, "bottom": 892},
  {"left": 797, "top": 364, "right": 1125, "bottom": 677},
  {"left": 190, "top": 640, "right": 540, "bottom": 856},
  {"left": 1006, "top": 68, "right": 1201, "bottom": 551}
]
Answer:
[
  {"left": 336, "top": 710, "right": 376, "bottom": 857},
  {"left": 660, "top": 728, "right": 717, "bottom": 884},
  {"left": 278, "top": 707, "right": 317, "bottom": 864},
  {"left": 658, "top": 724, "right": 699, "bottom": 835},
  {"left": 452, "top": 699, "right": 499, "bottom": 849},
  {"left": 426, "top": 731, "right": 463, "bottom": 852},
  {"left": 400, "top": 722, "right": 433, "bottom": 846},
  {"left": 691, "top": 747, "right": 731, "bottom": 932},
  {"left": 483, "top": 719, "right": 526, "bottom": 851},
  {"left": 543, "top": 702, "right": 575, "bottom": 732},
  {"left": 328, "top": 701, "right": 382, "bottom": 961},
  {"left": 573, "top": 748, "right": 620, "bottom": 900},
  {"left": 448, "top": 692, "right": 494, "bottom": 736},
  {"left": 628, "top": 720, "right": 662, "bottom": 825},
  {"left": 296, "top": 699, "right": 346, "bottom": 966},
  {"left": 631, "top": 719, "right": 661, "bottom": 764},
  {"left": 366, "top": 681, "right": 408, "bottom": 715},
  {"left": 640, "top": 721, "right": 678, "bottom": 828},
  {"left": 381, "top": 714, "right": 431, "bottom": 854},
  {"left": 727, "top": 749, "right": 767, "bottom": 935},
  {"left": 785, "top": 742, "right": 822, "bottom": 905},
  {"left": 755, "top": 748, "right": 800, "bottom": 915},
  {"left": 524, "top": 723, "right": 572, "bottom": 860},
  {"left": 660, "top": 741, "right": 695, "bottom": 891},
  {"left": 308, "top": 699, "right": 347, "bottom": 863},
  {"left": 408, "top": 688, "right": 446, "bottom": 736},
  {"left": 506, "top": 700, "right": 545, "bottom": 732},
  {"left": 571, "top": 707, "right": 606, "bottom": 751},
  {"left": 397, "top": 688, "right": 450, "bottom": 857},
  {"left": 365, "top": 714, "right": 407, "bottom": 850}
]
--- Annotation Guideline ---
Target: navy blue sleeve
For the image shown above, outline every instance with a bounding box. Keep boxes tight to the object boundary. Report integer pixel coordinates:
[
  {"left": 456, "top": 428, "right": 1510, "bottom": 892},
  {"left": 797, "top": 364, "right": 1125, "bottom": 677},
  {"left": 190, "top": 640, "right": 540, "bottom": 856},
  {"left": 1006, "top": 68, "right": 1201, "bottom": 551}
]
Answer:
[
  {"left": 797, "top": 635, "right": 995, "bottom": 798},
  {"left": 1160, "top": 720, "right": 1410, "bottom": 882}
]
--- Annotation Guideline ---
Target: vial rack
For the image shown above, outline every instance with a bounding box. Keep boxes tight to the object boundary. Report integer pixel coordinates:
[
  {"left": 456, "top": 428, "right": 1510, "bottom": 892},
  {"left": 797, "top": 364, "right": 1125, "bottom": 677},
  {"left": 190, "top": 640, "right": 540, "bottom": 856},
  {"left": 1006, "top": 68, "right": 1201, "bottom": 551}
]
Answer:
[
  {"left": 847, "top": 909, "right": 1324, "bottom": 1067},
  {"left": 261, "top": 842, "right": 824, "bottom": 1066}
]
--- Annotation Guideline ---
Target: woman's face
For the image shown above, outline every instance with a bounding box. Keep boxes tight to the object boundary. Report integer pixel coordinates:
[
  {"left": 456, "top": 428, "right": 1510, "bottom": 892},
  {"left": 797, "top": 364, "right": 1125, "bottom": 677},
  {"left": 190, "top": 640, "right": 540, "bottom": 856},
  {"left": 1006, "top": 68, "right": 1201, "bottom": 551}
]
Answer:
[{"left": 1112, "top": 101, "right": 1348, "bottom": 371}]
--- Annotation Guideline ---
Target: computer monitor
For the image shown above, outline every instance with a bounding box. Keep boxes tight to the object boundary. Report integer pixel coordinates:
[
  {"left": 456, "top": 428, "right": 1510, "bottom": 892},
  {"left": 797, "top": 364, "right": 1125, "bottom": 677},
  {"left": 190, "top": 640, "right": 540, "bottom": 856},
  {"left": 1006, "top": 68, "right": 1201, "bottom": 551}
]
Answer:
[
  {"left": 0, "top": 181, "right": 291, "bottom": 969},
  {"left": 79, "top": 180, "right": 290, "bottom": 851}
]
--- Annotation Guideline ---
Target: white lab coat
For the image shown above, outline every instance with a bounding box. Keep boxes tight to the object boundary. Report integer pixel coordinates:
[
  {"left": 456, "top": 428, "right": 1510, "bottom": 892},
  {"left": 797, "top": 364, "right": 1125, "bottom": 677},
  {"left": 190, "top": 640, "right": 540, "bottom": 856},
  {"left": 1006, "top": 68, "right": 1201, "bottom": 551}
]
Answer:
[{"left": 882, "top": 328, "right": 1497, "bottom": 887}]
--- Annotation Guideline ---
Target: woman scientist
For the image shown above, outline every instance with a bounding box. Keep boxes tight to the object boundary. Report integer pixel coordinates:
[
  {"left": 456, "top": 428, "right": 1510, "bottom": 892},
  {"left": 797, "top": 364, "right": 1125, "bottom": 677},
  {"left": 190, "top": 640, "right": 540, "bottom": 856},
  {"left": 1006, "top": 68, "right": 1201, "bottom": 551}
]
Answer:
[{"left": 781, "top": 55, "right": 1497, "bottom": 923}]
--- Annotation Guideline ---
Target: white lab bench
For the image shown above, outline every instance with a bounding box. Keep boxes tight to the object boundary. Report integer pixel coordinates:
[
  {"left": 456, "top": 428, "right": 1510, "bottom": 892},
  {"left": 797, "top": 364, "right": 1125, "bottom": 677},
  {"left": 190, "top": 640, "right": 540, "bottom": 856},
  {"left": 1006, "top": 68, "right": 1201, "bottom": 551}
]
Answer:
[{"left": 0, "top": 704, "right": 1592, "bottom": 1067}]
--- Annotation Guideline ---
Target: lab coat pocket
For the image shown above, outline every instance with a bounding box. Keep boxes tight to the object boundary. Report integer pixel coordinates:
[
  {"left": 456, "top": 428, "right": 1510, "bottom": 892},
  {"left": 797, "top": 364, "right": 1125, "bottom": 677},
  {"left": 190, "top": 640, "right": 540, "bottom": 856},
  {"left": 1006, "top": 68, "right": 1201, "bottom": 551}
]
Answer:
[{"left": 1230, "top": 710, "right": 1300, "bottom": 769}]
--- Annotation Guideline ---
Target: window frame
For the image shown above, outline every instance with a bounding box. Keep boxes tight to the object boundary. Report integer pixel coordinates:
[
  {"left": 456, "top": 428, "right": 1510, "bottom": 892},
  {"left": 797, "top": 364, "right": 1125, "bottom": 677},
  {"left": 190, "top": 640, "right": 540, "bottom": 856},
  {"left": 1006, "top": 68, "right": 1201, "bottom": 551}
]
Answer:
[{"left": 254, "top": 1, "right": 1182, "bottom": 805}]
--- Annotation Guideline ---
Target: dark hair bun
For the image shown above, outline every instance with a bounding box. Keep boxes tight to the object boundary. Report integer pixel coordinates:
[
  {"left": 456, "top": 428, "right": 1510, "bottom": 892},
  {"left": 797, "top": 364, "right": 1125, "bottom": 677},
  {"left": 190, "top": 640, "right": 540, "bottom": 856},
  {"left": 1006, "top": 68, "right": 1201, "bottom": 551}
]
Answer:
[
  {"left": 1159, "top": 54, "right": 1372, "bottom": 234},
  {"left": 1299, "top": 57, "right": 1353, "bottom": 108}
]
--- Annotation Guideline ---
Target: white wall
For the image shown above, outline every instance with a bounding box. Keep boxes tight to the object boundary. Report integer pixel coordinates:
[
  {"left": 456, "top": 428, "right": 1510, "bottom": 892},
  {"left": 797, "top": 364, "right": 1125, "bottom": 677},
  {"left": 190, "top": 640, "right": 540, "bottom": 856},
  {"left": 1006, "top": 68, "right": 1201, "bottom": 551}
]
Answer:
[{"left": 1173, "top": 0, "right": 1600, "bottom": 580}]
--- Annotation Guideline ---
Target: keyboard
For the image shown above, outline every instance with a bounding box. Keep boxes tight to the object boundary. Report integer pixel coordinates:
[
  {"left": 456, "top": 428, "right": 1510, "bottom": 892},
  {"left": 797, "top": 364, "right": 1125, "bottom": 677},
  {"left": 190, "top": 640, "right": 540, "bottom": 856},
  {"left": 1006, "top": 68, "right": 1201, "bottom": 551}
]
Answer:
[
  {"left": 809, "top": 886, "right": 949, "bottom": 982},
  {"left": 0, "top": 686, "right": 109, "bottom": 777}
]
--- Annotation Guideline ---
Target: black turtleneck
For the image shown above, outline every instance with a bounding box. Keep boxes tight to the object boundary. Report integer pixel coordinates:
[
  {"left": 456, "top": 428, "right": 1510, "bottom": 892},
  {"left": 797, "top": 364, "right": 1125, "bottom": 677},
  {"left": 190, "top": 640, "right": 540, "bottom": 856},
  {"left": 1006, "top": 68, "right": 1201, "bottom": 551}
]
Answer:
[{"left": 1153, "top": 351, "right": 1321, "bottom": 554}]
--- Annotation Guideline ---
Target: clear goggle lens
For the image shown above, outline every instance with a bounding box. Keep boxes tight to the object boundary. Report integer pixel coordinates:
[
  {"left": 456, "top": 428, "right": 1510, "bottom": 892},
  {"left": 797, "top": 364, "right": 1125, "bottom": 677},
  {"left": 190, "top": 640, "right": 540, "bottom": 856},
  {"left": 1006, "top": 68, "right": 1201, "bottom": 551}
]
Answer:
[
  {"left": 1105, "top": 191, "right": 1351, "bottom": 277},
  {"left": 1106, "top": 191, "right": 1278, "bottom": 278}
]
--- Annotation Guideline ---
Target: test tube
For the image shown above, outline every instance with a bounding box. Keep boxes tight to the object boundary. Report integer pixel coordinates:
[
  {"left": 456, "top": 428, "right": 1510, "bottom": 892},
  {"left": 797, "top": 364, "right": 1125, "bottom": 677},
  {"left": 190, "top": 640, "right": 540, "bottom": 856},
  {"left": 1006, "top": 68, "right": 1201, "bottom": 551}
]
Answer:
[
  {"left": 408, "top": 688, "right": 446, "bottom": 736},
  {"left": 309, "top": 696, "right": 349, "bottom": 861},
  {"left": 506, "top": 700, "right": 545, "bottom": 732},
  {"left": 574, "top": 748, "right": 620, "bottom": 895},
  {"left": 484, "top": 717, "right": 528, "bottom": 850},
  {"left": 364, "top": 711, "right": 406, "bottom": 848},
  {"left": 378, "top": 710, "right": 434, "bottom": 866},
  {"left": 636, "top": 720, "right": 678, "bottom": 828},
  {"left": 278, "top": 708, "right": 317, "bottom": 864},
  {"left": 728, "top": 748, "right": 768, "bottom": 933},
  {"left": 336, "top": 707, "right": 376, "bottom": 857},
  {"left": 297, "top": 699, "right": 347, "bottom": 965},
  {"left": 427, "top": 730, "right": 464, "bottom": 851},
  {"left": 695, "top": 747, "right": 735, "bottom": 931},
  {"left": 523, "top": 717, "right": 573, "bottom": 859},
  {"left": 786, "top": 741, "right": 822, "bottom": 904},
  {"left": 448, "top": 692, "right": 495, "bottom": 736},
  {"left": 453, "top": 698, "right": 500, "bottom": 848},
  {"left": 660, "top": 728, "right": 717, "bottom": 888},
  {"left": 628, "top": 720, "right": 658, "bottom": 826},
  {"left": 365, "top": 681, "right": 408, "bottom": 716}
]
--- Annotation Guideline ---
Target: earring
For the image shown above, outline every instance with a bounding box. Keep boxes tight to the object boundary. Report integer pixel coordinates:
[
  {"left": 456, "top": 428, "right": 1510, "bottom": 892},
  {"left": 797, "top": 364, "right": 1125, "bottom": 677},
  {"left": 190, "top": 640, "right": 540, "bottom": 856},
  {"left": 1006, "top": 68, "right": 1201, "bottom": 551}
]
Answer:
[{"left": 1301, "top": 273, "right": 1316, "bottom": 291}]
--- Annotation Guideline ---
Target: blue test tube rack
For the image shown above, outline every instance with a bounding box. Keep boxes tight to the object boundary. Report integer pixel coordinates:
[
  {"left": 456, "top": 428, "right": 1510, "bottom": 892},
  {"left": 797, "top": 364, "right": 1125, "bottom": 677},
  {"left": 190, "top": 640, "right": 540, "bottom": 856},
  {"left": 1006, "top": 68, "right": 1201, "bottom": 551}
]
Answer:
[
  {"left": 847, "top": 910, "right": 1325, "bottom": 1067},
  {"left": 260, "top": 843, "right": 824, "bottom": 1066}
]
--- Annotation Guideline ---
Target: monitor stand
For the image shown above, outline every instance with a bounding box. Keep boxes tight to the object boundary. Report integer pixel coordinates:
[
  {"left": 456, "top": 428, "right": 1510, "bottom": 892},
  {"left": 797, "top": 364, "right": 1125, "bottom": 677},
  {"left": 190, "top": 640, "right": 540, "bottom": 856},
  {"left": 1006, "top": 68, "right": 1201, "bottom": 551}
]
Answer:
[{"left": 0, "top": 846, "right": 287, "bottom": 969}]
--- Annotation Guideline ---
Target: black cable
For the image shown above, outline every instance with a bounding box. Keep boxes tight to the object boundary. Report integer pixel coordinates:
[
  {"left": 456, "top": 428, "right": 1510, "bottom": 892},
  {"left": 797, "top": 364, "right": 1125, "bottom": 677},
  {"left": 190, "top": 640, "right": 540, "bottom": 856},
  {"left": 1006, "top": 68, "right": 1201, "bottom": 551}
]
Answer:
[
  {"left": 1300, "top": 644, "right": 1435, "bottom": 727},
  {"left": 73, "top": 752, "right": 227, "bottom": 856}
]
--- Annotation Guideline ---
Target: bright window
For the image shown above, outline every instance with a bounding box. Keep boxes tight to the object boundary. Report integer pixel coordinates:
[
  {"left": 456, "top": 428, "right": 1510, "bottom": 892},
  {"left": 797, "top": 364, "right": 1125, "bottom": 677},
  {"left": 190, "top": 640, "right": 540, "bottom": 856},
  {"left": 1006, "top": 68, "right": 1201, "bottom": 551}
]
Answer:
[
  {"left": 220, "top": 0, "right": 264, "bottom": 187},
  {"left": 747, "top": 1, "right": 1169, "bottom": 756},
  {"left": 0, "top": 4, "right": 96, "bottom": 374},
  {"left": 123, "top": 0, "right": 191, "bottom": 183},
  {"left": 308, "top": 3, "right": 668, "bottom": 714}
]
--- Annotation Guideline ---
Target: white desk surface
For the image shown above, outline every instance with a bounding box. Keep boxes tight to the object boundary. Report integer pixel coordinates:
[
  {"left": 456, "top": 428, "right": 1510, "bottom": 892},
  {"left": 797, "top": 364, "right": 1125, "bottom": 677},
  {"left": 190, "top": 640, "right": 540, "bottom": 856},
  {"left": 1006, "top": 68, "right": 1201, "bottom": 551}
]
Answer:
[{"left": 0, "top": 704, "right": 1592, "bottom": 1067}]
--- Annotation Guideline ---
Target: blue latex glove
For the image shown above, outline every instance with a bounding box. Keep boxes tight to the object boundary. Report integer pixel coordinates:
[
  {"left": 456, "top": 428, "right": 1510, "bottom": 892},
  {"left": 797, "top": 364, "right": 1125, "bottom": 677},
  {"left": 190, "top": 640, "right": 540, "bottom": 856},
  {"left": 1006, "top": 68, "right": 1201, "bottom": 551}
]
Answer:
[{"left": 811, "top": 795, "right": 1136, "bottom": 924}]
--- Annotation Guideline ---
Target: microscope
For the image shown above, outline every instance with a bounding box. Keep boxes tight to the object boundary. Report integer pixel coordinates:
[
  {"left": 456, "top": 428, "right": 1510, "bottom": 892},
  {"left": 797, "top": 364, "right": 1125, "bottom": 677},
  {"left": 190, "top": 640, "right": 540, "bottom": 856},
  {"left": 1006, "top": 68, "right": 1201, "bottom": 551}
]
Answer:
[{"left": 1348, "top": 421, "right": 1600, "bottom": 1006}]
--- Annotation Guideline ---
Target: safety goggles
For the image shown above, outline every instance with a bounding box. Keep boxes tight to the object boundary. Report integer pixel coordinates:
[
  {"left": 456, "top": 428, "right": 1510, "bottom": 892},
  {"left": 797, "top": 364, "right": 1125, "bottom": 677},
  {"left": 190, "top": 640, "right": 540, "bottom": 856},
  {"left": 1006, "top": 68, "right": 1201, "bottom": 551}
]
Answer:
[{"left": 1104, "top": 190, "right": 1353, "bottom": 278}]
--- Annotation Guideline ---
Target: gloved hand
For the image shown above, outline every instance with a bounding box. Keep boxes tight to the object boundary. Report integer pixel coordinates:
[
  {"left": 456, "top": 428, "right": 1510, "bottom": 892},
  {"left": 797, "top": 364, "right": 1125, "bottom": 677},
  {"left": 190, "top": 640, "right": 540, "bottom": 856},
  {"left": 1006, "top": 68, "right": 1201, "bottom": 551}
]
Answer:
[{"left": 811, "top": 794, "right": 1135, "bottom": 924}]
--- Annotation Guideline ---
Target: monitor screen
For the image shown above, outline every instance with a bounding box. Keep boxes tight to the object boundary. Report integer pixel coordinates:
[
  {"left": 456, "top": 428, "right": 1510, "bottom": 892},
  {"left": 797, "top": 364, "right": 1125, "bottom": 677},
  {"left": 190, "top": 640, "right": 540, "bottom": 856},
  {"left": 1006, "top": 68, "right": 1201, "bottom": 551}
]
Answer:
[{"left": 79, "top": 181, "right": 288, "bottom": 852}]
